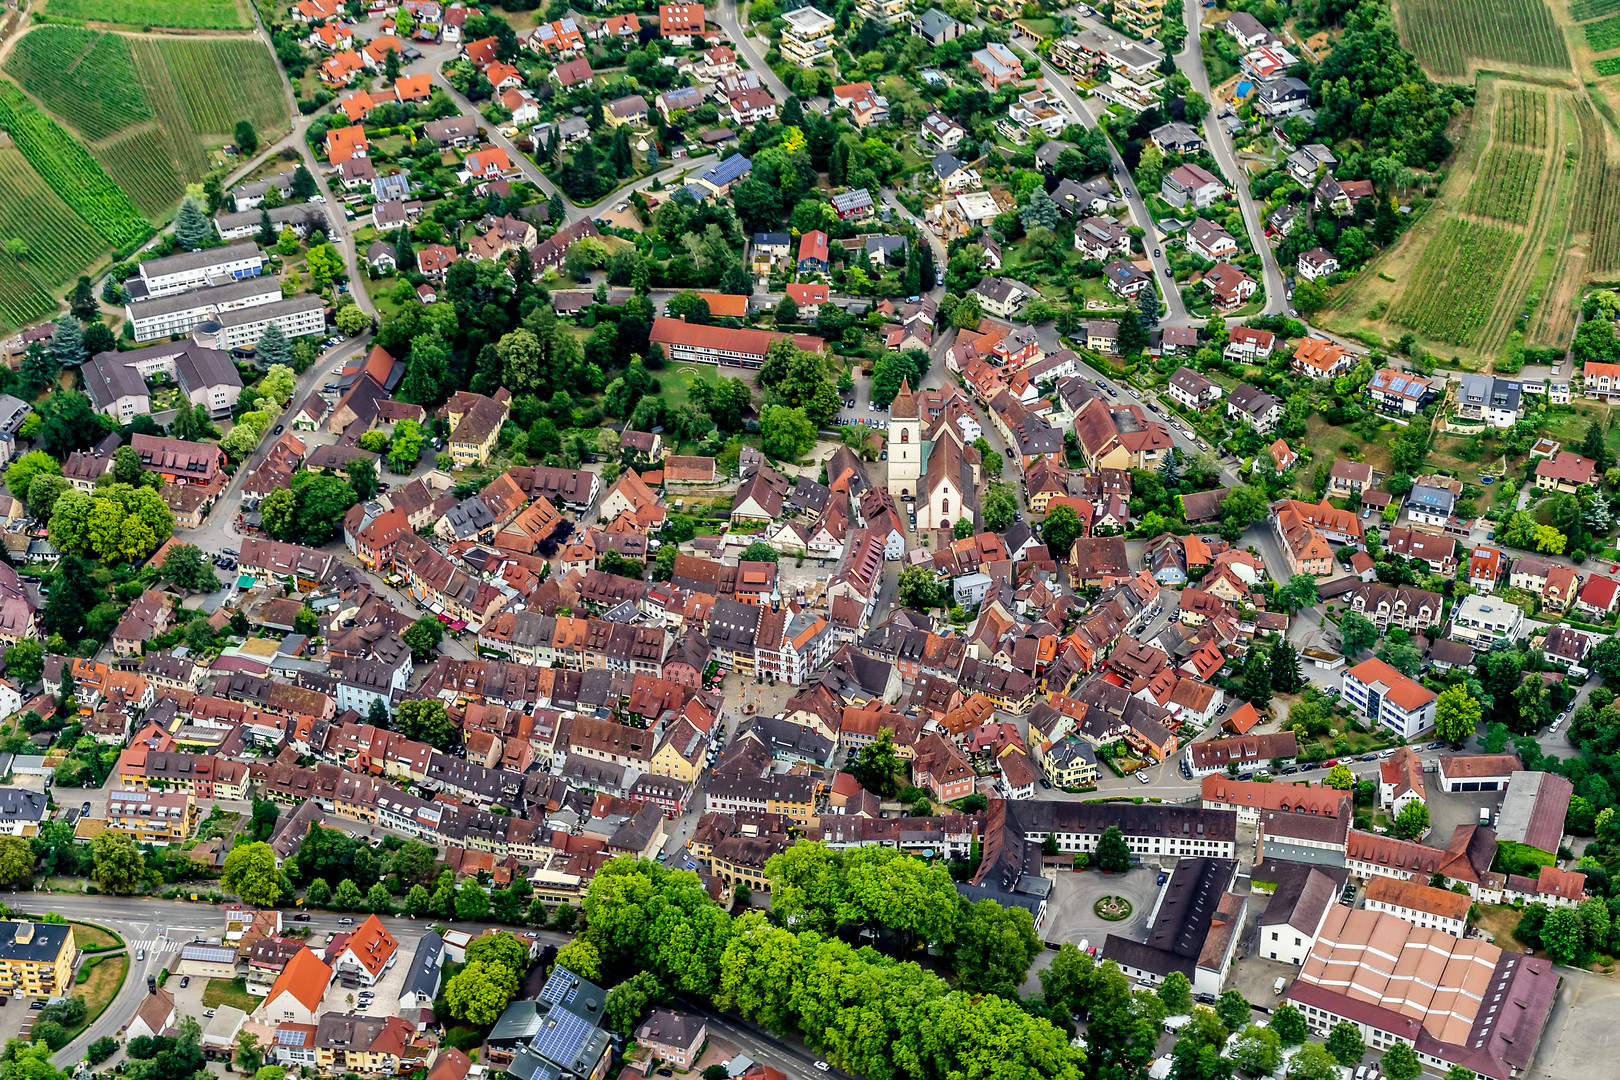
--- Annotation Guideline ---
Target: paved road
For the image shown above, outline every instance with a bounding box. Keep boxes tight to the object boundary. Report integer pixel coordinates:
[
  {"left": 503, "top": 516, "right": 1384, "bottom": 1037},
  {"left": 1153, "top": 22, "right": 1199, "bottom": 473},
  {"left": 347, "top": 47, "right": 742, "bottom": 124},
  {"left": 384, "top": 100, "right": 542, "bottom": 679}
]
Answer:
[
  {"left": 250, "top": 6, "right": 375, "bottom": 317},
  {"left": 17, "top": 893, "right": 576, "bottom": 1066},
  {"left": 1172, "top": 1, "right": 1286, "bottom": 316},
  {"left": 713, "top": 0, "right": 792, "bottom": 103}
]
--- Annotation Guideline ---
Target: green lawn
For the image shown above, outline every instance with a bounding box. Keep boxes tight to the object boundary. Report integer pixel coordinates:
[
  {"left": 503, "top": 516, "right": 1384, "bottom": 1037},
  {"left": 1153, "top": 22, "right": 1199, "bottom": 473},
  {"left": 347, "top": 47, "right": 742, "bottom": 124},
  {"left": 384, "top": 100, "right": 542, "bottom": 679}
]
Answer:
[
  {"left": 63, "top": 954, "right": 127, "bottom": 1044},
  {"left": 202, "top": 977, "right": 259, "bottom": 1013}
]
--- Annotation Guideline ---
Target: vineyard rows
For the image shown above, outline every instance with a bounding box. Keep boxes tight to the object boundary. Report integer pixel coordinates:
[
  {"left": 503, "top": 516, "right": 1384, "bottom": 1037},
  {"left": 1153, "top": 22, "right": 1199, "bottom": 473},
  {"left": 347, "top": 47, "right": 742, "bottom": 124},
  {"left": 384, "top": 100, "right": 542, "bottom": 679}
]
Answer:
[
  {"left": 0, "top": 258, "right": 56, "bottom": 339},
  {"left": 0, "top": 147, "right": 110, "bottom": 335},
  {"left": 1587, "top": 14, "right": 1620, "bottom": 50},
  {"left": 127, "top": 39, "right": 207, "bottom": 178},
  {"left": 43, "top": 0, "right": 247, "bottom": 28},
  {"left": 93, "top": 126, "right": 187, "bottom": 218},
  {"left": 1392, "top": 220, "right": 1520, "bottom": 346},
  {"left": 135, "top": 37, "right": 285, "bottom": 137},
  {"left": 1568, "top": 101, "right": 1604, "bottom": 242},
  {"left": 1462, "top": 146, "right": 1544, "bottom": 223},
  {"left": 1496, "top": 86, "right": 1549, "bottom": 147},
  {"left": 1396, "top": 0, "right": 1570, "bottom": 77},
  {"left": 0, "top": 85, "right": 150, "bottom": 248},
  {"left": 1591, "top": 167, "right": 1620, "bottom": 275},
  {"left": 1572, "top": 0, "right": 1620, "bottom": 19},
  {"left": 3, "top": 27, "right": 150, "bottom": 141},
  {"left": 1596, "top": 56, "right": 1620, "bottom": 75}
]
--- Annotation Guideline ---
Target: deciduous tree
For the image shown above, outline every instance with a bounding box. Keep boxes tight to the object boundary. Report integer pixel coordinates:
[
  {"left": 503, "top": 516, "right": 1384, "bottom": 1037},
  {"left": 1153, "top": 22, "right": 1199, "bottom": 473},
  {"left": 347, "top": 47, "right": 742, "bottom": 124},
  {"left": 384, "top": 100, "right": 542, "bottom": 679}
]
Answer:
[{"left": 223, "top": 842, "right": 287, "bottom": 906}]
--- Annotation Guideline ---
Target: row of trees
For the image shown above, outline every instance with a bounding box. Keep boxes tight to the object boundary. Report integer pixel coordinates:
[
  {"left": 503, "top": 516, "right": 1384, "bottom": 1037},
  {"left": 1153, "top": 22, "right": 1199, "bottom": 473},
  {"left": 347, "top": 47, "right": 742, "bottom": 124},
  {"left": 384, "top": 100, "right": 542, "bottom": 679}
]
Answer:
[{"left": 581, "top": 857, "right": 1076, "bottom": 1080}]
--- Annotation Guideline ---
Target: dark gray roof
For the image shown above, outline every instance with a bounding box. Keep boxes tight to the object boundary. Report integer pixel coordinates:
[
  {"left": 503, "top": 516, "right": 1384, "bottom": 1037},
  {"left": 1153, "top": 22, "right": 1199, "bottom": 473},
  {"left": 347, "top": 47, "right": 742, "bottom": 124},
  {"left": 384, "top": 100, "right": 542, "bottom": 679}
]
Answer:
[
  {"left": 139, "top": 242, "right": 262, "bottom": 281},
  {"left": 128, "top": 274, "right": 282, "bottom": 319},
  {"left": 212, "top": 293, "right": 325, "bottom": 330},
  {"left": 635, "top": 1009, "right": 706, "bottom": 1050},
  {"left": 398, "top": 931, "right": 444, "bottom": 1001},
  {"left": 0, "top": 787, "right": 47, "bottom": 825}
]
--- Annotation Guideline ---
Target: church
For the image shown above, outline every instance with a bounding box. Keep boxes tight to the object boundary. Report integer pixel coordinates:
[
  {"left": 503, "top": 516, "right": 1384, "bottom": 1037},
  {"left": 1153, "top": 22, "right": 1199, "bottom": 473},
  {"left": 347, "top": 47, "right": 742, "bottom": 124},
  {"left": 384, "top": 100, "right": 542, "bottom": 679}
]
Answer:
[{"left": 886, "top": 378, "right": 981, "bottom": 533}]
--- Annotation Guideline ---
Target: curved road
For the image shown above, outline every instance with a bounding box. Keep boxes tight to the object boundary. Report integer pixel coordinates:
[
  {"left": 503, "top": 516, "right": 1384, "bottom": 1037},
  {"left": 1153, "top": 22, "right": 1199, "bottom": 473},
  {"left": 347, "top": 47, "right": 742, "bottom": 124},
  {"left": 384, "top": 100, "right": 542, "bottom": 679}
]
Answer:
[
  {"left": 1172, "top": 2, "right": 1287, "bottom": 316},
  {"left": 1010, "top": 32, "right": 1187, "bottom": 321}
]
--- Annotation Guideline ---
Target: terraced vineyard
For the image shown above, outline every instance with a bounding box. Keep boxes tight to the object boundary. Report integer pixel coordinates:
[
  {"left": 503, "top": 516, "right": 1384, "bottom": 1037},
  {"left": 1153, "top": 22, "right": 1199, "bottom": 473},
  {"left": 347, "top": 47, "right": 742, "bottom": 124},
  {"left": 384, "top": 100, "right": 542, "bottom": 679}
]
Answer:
[
  {"left": 134, "top": 37, "right": 285, "bottom": 140},
  {"left": 1497, "top": 86, "right": 1549, "bottom": 146},
  {"left": 126, "top": 39, "right": 208, "bottom": 179},
  {"left": 3, "top": 26, "right": 150, "bottom": 141},
  {"left": 1390, "top": 219, "right": 1522, "bottom": 346},
  {"left": 0, "top": 85, "right": 149, "bottom": 248},
  {"left": 1462, "top": 146, "right": 1544, "bottom": 222},
  {"left": 0, "top": 146, "right": 111, "bottom": 334},
  {"left": 1396, "top": 0, "right": 1570, "bottom": 77}
]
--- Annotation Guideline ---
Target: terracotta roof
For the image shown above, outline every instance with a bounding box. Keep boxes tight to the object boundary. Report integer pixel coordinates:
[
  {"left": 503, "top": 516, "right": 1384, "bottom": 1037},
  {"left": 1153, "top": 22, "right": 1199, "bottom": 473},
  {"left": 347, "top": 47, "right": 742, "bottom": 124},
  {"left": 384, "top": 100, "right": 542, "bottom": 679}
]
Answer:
[
  {"left": 266, "top": 947, "right": 332, "bottom": 1013},
  {"left": 1345, "top": 657, "right": 1436, "bottom": 712},
  {"left": 1365, "top": 874, "right": 1471, "bottom": 922}
]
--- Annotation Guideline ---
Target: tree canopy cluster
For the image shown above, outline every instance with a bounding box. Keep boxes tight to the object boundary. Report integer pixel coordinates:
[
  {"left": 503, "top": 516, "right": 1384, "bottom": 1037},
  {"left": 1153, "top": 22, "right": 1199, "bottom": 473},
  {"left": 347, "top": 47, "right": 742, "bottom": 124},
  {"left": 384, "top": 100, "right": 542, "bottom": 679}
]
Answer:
[{"left": 581, "top": 855, "right": 1075, "bottom": 1080}]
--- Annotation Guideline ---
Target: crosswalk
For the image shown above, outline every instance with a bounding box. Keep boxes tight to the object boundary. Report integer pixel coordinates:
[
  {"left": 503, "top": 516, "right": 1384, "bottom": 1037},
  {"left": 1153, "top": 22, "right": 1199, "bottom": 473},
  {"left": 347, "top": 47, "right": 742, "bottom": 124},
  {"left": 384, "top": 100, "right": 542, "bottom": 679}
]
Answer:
[{"left": 129, "top": 938, "right": 179, "bottom": 957}]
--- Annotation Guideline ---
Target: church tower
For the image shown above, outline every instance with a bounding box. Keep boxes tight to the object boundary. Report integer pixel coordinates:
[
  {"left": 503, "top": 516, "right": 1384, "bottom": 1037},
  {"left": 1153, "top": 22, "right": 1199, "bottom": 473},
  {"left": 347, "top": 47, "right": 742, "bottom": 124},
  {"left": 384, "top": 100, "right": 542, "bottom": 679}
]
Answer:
[{"left": 887, "top": 377, "right": 921, "bottom": 498}]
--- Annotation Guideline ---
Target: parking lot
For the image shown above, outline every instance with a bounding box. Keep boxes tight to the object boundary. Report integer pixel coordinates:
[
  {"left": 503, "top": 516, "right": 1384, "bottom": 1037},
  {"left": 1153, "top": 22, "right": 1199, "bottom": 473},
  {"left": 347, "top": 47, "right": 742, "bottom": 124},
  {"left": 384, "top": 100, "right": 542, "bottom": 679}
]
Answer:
[{"left": 1039, "top": 865, "right": 1163, "bottom": 951}]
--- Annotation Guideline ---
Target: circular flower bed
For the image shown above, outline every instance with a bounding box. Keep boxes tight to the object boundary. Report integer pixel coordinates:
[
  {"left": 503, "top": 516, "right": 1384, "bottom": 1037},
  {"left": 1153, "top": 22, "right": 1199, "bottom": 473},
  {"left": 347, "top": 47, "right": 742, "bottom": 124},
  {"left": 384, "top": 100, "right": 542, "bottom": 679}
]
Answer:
[{"left": 1094, "top": 896, "right": 1132, "bottom": 921}]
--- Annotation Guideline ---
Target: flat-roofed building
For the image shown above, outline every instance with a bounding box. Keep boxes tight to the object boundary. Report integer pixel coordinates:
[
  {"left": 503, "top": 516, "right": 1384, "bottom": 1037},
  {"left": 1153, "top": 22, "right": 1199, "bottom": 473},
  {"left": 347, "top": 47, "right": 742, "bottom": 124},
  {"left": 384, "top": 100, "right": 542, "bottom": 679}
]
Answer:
[{"left": 0, "top": 921, "right": 75, "bottom": 997}]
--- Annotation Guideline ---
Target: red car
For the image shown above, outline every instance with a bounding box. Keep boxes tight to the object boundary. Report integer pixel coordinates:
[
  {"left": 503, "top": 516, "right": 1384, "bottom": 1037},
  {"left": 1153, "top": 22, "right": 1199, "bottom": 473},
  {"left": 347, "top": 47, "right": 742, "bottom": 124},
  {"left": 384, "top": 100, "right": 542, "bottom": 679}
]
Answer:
[{"left": 1323, "top": 759, "right": 1340, "bottom": 767}]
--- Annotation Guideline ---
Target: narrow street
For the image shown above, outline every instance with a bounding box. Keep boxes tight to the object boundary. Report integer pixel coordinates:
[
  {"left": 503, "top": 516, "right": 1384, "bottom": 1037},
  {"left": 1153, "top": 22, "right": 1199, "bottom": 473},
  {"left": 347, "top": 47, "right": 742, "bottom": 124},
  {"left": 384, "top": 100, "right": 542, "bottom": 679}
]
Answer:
[
  {"left": 713, "top": 0, "right": 792, "bottom": 102},
  {"left": 1012, "top": 32, "right": 1188, "bottom": 321}
]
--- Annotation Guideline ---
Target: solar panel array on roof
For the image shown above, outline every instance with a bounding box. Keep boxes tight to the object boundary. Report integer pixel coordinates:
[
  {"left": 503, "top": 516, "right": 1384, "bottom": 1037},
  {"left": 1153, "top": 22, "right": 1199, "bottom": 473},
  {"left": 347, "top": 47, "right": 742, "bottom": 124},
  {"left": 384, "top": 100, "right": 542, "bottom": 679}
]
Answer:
[
  {"left": 180, "top": 944, "right": 239, "bottom": 964},
  {"left": 531, "top": 1011, "right": 594, "bottom": 1069},
  {"left": 275, "top": 1029, "right": 309, "bottom": 1047},
  {"left": 539, "top": 968, "right": 580, "bottom": 1004}
]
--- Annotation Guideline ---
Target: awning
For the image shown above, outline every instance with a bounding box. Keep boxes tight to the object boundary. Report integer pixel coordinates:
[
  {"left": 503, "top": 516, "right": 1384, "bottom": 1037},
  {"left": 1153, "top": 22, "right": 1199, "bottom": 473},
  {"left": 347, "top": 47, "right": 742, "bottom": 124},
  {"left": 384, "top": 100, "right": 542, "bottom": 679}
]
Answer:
[
  {"left": 236, "top": 574, "right": 256, "bottom": 588},
  {"left": 448, "top": 620, "right": 467, "bottom": 631}
]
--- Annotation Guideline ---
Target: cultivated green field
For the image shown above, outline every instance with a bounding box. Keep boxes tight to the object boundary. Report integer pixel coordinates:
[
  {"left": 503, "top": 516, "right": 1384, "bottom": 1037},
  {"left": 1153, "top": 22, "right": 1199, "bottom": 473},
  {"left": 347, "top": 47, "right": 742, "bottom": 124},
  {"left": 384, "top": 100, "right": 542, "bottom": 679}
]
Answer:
[
  {"left": 1462, "top": 146, "right": 1544, "bottom": 223},
  {"left": 3, "top": 28, "right": 287, "bottom": 220},
  {"left": 135, "top": 37, "right": 285, "bottom": 138},
  {"left": 92, "top": 127, "right": 189, "bottom": 218},
  {"left": 3, "top": 26, "right": 151, "bottom": 141},
  {"left": 43, "top": 0, "right": 247, "bottom": 29},
  {"left": 1389, "top": 219, "right": 1521, "bottom": 346},
  {"left": 1572, "top": 0, "right": 1620, "bottom": 19},
  {"left": 0, "top": 147, "right": 112, "bottom": 335}
]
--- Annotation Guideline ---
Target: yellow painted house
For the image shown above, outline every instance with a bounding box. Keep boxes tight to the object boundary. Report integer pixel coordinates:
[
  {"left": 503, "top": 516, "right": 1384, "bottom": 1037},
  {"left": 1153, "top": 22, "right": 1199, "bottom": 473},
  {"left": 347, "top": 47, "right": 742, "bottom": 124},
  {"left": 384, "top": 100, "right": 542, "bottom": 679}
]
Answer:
[
  {"left": 0, "top": 921, "right": 75, "bottom": 997},
  {"left": 648, "top": 719, "right": 708, "bottom": 783}
]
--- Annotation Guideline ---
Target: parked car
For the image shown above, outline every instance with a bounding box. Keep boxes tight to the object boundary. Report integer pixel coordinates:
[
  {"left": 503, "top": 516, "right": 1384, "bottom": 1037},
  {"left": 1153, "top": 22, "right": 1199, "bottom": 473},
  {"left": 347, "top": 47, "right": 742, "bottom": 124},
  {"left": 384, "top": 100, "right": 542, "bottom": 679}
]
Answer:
[
  {"left": 179, "top": 976, "right": 190, "bottom": 988},
  {"left": 80, "top": 802, "right": 90, "bottom": 815}
]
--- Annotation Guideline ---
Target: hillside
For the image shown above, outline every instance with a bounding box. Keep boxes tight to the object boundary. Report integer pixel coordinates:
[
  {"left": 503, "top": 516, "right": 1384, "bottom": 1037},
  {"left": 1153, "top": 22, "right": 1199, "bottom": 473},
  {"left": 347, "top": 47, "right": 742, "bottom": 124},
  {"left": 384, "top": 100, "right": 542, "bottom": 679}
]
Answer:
[{"left": 0, "top": 21, "right": 289, "bottom": 336}]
